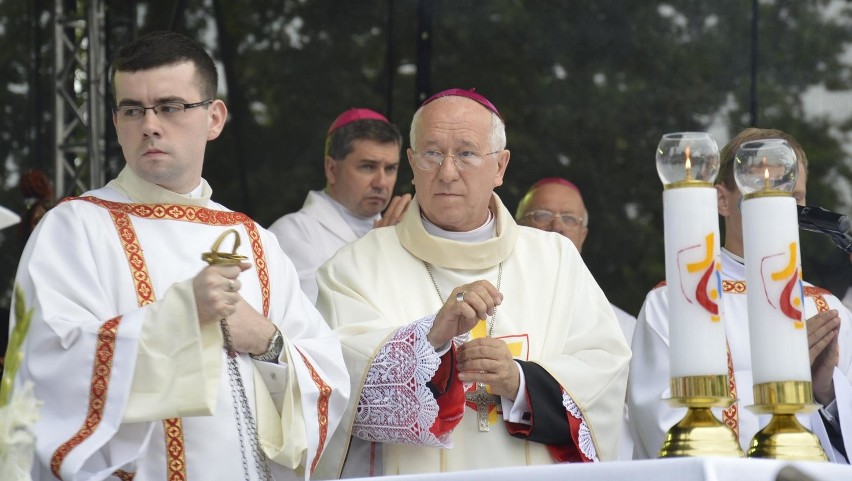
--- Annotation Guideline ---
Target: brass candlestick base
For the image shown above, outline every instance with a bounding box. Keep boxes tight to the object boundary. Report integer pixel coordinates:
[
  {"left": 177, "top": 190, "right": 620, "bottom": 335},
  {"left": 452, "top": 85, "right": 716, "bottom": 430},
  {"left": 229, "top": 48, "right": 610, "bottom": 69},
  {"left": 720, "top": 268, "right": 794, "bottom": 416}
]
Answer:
[
  {"left": 658, "top": 375, "right": 745, "bottom": 458},
  {"left": 746, "top": 381, "right": 827, "bottom": 461}
]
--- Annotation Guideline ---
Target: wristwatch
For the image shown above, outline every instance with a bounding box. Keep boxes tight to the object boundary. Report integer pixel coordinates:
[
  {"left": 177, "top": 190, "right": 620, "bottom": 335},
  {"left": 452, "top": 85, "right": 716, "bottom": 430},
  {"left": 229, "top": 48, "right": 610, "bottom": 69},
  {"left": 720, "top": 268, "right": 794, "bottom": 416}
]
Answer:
[{"left": 251, "top": 326, "right": 283, "bottom": 362}]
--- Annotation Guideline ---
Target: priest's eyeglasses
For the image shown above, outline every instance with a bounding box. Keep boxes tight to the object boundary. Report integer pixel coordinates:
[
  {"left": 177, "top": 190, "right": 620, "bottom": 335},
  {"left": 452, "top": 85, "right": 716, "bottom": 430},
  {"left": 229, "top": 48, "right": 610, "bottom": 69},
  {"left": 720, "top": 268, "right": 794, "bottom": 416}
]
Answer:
[
  {"left": 113, "top": 100, "right": 213, "bottom": 120},
  {"left": 412, "top": 150, "right": 501, "bottom": 171},
  {"left": 523, "top": 209, "right": 584, "bottom": 228}
]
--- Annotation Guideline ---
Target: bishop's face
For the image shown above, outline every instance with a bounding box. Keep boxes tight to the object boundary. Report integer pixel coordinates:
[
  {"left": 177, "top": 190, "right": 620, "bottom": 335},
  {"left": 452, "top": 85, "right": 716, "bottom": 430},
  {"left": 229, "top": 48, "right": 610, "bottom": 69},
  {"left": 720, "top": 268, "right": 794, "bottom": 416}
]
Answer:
[
  {"left": 407, "top": 97, "right": 509, "bottom": 232},
  {"left": 113, "top": 61, "right": 226, "bottom": 193}
]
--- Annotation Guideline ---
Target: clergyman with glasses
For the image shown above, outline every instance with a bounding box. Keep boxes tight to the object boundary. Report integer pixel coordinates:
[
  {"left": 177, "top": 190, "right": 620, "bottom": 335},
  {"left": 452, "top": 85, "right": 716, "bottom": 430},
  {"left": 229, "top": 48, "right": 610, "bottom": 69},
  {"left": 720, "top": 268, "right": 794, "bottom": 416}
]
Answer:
[
  {"left": 5, "top": 31, "right": 349, "bottom": 480},
  {"left": 313, "top": 88, "right": 630, "bottom": 478},
  {"left": 516, "top": 176, "right": 638, "bottom": 460},
  {"left": 515, "top": 177, "right": 636, "bottom": 344},
  {"left": 516, "top": 178, "right": 589, "bottom": 254}
]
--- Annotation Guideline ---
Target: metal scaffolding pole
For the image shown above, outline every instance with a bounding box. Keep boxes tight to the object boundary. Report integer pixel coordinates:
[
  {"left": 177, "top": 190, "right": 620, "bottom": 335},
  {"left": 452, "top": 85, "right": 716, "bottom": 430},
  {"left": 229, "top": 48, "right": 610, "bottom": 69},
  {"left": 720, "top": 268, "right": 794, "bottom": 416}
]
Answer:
[{"left": 52, "top": 0, "right": 106, "bottom": 198}]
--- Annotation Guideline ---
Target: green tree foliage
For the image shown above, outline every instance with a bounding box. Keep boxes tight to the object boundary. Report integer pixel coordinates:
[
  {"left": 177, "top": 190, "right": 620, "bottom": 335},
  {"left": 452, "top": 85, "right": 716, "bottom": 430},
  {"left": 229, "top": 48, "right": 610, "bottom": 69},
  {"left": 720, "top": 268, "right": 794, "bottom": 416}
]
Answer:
[
  {"left": 1, "top": 0, "right": 851, "bottom": 319},
  {"left": 0, "top": 0, "right": 50, "bottom": 315}
]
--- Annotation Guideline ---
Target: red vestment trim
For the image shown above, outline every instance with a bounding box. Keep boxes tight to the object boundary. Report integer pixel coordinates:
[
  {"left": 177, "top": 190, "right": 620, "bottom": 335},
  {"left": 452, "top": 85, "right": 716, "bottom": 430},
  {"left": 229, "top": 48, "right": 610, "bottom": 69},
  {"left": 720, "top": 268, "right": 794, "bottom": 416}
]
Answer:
[
  {"left": 68, "top": 196, "right": 271, "bottom": 316},
  {"left": 538, "top": 388, "right": 589, "bottom": 462},
  {"left": 722, "top": 280, "right": 747, "bottom": 293},
  {"left": 560, "top": 403, "right": 590, "bottom": 463},
  {"left": 50, "top": 317, "right": 122, "bottom": 479},
  {"left": 723, "top": 342, "right": 739, "bottom": 437},
  {"left": 297, "top": 348, "right": 332, "bottom": 476},
  {"left": 51, "top": 196, "right": 278, "bottom": 479},
  {"left": 51, "top": 196, "right": 270, "bottom": 481},
  {"left": 502, "top": 388, "right": 587, "bottom": 462},
  {"left": 108, "top": 208, "right": 187, "bottom": 480},
  {"left": 722, "top": 281, "right": 831, "bottom": 312},
  {"left": 430, "top": 347, "right": 465, "bottom": 437}
]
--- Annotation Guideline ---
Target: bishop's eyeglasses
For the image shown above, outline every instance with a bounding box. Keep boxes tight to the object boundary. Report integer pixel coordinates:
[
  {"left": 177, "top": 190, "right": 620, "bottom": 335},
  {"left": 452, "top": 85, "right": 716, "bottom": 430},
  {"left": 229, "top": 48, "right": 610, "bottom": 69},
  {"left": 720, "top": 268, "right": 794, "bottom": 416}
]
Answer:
[
  {"left": 523, "top": 209, "right": 584, "bottom": 228},
  {"left": 113, "top": 99, "right": 213, "bottom": 121},
  {"left": 412, "top": 149, "right": 501, "bottom": 171}
]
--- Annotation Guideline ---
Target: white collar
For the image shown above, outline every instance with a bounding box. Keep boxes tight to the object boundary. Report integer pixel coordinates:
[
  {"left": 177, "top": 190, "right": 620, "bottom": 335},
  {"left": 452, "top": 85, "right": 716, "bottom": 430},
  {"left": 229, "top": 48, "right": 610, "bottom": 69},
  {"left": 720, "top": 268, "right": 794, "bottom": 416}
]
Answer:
[
  {"left": 722, "top": 247, "right": 745, "bottom": 265},
  {"left": 319, "top": 190, "right": 379, "bottom": 238},
  {"left": 183, "top": 182, "right": 204, "bottom": 198},
  {"left": 421, "top": 209, "right": 495, "bottom": 243}
]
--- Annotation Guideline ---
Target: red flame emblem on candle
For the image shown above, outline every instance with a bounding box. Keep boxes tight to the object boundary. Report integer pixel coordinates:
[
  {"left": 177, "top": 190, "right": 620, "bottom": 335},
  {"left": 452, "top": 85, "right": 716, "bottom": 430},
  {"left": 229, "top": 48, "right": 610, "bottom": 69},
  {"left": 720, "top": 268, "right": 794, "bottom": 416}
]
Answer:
[
  {"left": 678, "top": 233, "right": 721, "bottom": 321},
  {"left": 761, "top": 242, "right": 804, "bottom": 329}
]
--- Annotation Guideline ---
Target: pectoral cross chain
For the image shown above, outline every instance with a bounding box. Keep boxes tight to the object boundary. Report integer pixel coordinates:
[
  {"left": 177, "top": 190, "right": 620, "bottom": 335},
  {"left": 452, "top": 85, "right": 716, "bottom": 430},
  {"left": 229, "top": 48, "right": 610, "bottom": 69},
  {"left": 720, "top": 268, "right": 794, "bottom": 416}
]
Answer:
[
  {"left": 465, "top": 382, "right": 500, "bottom": 432},
  {"left": 424, "top": 261, "right": 504, "bottom": 433}
]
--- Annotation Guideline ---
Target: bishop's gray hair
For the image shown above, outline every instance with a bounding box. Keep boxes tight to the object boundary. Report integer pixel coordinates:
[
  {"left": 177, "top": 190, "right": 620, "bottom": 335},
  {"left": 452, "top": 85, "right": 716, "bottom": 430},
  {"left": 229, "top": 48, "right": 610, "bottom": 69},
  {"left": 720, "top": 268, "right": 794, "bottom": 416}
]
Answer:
[{"left": 409, "top": 97, "right": 506, "bottom": 152}]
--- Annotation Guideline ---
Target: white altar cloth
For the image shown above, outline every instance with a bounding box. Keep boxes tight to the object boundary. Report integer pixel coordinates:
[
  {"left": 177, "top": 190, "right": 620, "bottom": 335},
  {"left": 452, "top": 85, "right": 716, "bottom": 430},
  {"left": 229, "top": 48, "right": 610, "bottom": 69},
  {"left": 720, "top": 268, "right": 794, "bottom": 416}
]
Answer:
[{"left": 346, "top": 457, "right": 849, "bottom": 481}]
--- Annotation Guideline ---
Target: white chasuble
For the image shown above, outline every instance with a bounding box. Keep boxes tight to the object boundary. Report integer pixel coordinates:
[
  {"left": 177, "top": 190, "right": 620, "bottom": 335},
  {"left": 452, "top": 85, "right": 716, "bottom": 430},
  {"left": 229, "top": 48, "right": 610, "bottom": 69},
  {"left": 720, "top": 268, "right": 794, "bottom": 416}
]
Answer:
[
  {"left": 629, "top": 249, "right": 852, "bottom": 462},
  {"left": 314, "top": 194, "right": 631, "bottom": 478},
  {"left": 8, "top": 167, "right": 349, "bottom": 480}
]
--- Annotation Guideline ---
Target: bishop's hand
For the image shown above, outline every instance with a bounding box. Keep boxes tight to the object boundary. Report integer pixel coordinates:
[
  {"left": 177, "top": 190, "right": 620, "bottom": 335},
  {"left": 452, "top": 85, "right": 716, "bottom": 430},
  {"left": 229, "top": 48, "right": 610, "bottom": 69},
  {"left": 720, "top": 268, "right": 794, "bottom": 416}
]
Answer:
[
  {"left": 807, "top": 309, "right": 840, "bottom": 405},
  {"left": 427, "top": 280, "right": 503, "bottom": 349},
  {"left": 192, "top": 262, "right": 250, "bottom": 325},
  {"left": 457, "top": 337, "right": 520, "bottom": 400}
]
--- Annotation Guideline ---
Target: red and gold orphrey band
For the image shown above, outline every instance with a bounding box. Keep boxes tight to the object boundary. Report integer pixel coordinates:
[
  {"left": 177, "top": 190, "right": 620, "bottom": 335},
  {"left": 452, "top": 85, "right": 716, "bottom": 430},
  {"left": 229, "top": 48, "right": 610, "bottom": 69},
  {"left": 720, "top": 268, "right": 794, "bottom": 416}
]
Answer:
[
  {"left": 62, "top": 196, "right": 272, "bottom": 316},
  {"left": 50, "top": 197, "right": 272, "bottom": 480},
  {"left": 723, "top": 342, "right": 739, "bottom": 436},
  {"left": 297, "top": 348, "right": 332, "bottom": 476},
  {"left": 721, "top": 282, "right": 832, "bottom": 312},
  {"left": 49, "top": 317, "right": 121, "bottom": 479}
]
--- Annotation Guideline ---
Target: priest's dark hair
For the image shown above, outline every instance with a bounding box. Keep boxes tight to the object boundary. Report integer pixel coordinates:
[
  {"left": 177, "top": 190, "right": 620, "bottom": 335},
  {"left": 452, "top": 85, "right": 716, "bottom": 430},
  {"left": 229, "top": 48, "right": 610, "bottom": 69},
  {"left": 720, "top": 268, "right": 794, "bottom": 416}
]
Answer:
[
  {"left": 111, "top": 31, "right": 218, "bottom": 101},
  {"left": 717, "top": 127, "right": 808, "bottom": 191},
  {"left": 325, "top": 120, "right": 402, "bottom": 161}
]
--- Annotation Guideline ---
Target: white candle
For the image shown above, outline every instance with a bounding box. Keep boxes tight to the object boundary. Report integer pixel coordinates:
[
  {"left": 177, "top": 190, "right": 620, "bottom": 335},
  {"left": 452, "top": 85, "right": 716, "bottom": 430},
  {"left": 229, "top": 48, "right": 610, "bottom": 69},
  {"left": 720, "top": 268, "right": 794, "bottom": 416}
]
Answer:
[
  {"left": 663, "top": 186, "right": 729, "bottom": 378},
  {"left": 741, "top": 196, "right": 811, "bottom": 384}
]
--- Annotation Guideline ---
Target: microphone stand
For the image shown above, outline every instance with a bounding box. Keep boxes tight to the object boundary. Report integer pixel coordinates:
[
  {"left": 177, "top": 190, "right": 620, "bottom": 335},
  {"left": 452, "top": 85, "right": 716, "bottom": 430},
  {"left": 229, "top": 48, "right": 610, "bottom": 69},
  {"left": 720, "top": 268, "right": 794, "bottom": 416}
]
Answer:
[
  {"left": 800, "top": 224, "right": 852, "bottom": 254},
  {"left": 826, "top": 230, "right": 852, "bottom": 254},
  {"left": 798, "top": 206, "right": 852, "bottom": 254}
]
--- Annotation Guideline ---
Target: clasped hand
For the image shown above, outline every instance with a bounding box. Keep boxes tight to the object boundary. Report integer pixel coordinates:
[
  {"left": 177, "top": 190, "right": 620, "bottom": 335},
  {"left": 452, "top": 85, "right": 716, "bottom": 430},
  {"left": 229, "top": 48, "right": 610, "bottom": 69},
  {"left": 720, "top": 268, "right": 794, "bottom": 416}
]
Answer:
[
  {"left": 457, "top": 337, "right": 520, "bottom": 400},
  {"left": 192, "top": 262, "right": 276, "bottom": 355},
  {"left": 808, "top": 309, "right": 841, "bottom": 405},
  {"left": 427, "top": 280, "right": 502, "bottom": 349},
  {"left": 427, "top": 280, "right": 519, "bottom": 399}
]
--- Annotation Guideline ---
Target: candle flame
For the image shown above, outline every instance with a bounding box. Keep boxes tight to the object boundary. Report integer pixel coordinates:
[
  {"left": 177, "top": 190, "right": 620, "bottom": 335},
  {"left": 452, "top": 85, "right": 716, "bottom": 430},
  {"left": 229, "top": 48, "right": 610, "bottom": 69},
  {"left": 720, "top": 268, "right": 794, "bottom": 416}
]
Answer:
[
  {"left": 685, "top": 146, "right": 692, "bottom": 181},
  {"left": 763, "top": 157, "right": 769, "bottom": 190}
]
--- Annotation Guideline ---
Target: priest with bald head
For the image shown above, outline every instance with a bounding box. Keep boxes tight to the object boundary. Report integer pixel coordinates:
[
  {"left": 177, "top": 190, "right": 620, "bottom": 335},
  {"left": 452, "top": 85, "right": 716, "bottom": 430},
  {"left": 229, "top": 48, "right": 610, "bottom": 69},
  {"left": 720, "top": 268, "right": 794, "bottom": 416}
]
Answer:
[
  {"left": 516, "top": 177, "right": 638, "bottom": 460},
  {"left": 313, "top": 89, "right": 630, "bottom": 478},
  {"left": 515, "top": 177, "right": 636, "bottom": 345}
]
